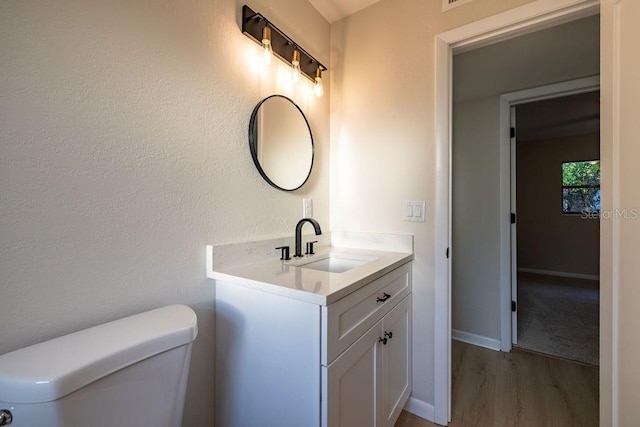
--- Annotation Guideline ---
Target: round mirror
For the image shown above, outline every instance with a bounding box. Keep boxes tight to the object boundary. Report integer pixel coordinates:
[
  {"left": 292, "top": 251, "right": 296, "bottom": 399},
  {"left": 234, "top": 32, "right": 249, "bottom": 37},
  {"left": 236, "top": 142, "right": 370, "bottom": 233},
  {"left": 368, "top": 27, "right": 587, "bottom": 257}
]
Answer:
[{"left": 249, "top": 95, "right": 314, "bottom": 191}]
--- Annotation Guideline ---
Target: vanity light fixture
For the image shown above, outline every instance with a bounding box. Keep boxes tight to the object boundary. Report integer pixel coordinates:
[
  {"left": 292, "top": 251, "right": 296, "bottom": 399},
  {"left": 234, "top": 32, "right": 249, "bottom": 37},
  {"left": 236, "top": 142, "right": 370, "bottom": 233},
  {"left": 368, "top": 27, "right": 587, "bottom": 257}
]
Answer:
[
  {"left": 242, "top": 5, "right": 327, "bottom": 93},
  {"left": 314, "top": 67, "right": 323, "bottom": 97},
  {"left": 261, "top": 25, "right": 273, "bottom": 65}
]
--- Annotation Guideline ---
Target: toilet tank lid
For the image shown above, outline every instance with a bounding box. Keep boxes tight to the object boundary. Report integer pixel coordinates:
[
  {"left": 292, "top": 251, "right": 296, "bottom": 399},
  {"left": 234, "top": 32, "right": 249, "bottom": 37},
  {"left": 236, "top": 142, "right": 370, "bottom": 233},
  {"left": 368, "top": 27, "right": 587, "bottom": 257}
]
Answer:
[{"left": 0, "top": 304, "right": 198, "bottom": 404}]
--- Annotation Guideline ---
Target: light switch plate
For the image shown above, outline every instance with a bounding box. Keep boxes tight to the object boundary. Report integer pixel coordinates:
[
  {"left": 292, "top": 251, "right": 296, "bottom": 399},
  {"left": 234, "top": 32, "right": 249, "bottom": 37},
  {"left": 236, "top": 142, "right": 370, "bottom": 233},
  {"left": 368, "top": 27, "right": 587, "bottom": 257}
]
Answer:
[
  {"left": 404, "top": 201, "right": 426, "bottom": 222},
  {"left": 303, "top": 198, "right": 313, "bottom": 218}
]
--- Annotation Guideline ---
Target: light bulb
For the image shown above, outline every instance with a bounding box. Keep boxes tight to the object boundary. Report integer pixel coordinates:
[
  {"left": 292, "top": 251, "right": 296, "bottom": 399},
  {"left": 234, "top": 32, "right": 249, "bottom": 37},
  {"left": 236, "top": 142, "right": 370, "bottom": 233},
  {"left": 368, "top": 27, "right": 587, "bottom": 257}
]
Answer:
[
  {"left": 291, "top": 49, "right": 301, "bottom": 83},
  {"left": 314, "top": 67, "right": 323, "bottom": 97},
  {"left": 261, "top": 26, "right": 273, "bottom": 65}
]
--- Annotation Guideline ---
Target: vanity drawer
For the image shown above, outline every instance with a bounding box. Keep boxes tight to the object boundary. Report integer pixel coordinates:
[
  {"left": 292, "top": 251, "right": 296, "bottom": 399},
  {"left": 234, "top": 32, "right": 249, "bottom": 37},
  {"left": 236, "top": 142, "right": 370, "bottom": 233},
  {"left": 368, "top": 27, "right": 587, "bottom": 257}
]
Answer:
[{"left": 321, "top": 263, "right": 411, "bottom": 366}]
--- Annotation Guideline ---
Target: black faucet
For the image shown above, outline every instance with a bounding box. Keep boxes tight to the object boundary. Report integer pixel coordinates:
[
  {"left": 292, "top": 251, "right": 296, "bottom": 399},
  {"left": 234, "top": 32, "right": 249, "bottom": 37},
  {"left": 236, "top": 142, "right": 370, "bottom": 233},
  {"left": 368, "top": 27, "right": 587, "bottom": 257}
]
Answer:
[{"left": 294, "top": 218, "right": 322, "bottom": 257}]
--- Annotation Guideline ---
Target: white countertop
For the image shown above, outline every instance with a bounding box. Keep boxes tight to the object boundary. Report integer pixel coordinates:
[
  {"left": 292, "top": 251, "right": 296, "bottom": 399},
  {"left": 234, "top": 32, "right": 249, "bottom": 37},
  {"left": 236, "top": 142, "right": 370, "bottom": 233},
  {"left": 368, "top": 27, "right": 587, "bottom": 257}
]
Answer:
[{"left": 206, "top": 247, "right": 413, "bottom": 306}]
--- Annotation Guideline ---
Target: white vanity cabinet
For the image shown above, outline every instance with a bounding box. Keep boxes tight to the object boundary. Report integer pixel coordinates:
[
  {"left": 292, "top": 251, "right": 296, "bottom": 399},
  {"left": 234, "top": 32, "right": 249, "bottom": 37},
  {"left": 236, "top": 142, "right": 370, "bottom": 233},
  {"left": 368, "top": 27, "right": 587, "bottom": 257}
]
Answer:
[
  {"left": 214, "top": 261, "right": 412, "bottom": 427},
  {"left": 323, "top": 294, "right": 412, "bottom": 427}
]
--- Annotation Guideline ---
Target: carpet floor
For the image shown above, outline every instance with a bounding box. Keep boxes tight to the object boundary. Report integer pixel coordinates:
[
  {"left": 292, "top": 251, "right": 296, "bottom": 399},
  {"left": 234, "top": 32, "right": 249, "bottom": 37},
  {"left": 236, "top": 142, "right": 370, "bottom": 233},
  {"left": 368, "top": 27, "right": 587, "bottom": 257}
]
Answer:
[{"left": 516, "top": 272, "right": 599, "bottom": 366}]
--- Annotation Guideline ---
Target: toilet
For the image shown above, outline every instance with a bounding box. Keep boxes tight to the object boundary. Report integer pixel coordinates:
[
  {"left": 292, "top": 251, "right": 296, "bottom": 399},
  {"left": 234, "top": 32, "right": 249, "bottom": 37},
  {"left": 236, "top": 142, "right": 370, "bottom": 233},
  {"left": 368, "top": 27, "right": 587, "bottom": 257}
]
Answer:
[{"left": 0, "top": 304, "right": 198, "bottom": 427}]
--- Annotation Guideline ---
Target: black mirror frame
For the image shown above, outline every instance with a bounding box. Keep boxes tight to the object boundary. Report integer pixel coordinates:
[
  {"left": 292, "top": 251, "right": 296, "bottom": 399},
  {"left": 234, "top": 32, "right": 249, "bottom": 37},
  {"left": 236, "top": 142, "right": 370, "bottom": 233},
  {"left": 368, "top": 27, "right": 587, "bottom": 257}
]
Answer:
[{"left": 249, "top": 95, "right": 314, "bottom": 192}]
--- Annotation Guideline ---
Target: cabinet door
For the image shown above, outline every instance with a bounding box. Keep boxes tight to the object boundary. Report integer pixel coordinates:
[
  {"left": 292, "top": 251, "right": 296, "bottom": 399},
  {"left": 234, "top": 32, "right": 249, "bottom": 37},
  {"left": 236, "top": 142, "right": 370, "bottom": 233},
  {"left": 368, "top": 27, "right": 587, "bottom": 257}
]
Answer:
[
  {"left": 322, "top": 263, "right": 411, "bottom": 366},
  {"left": 323, "top": 322, "right": 383, "bottom": 427},
  {"left": 381, "top": 295, "right": 412, "bottom": 427}
]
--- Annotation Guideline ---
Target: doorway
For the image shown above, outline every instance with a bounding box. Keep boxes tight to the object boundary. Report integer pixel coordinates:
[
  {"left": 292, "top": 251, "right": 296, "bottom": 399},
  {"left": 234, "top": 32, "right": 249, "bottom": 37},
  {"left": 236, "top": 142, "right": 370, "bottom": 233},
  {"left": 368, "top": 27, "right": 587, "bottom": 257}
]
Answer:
[
  {"left": 510, "top": 88, "right": 601, "bottom": 366},
  {"left": 433, "top": 1, "right": 607, "bottom": 425}
]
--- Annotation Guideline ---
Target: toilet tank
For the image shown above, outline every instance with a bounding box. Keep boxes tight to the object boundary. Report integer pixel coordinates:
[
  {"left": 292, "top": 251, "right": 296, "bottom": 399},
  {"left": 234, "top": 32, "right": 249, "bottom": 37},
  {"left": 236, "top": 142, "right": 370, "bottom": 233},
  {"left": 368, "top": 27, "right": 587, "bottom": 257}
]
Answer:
[{"left": 0, "top": 304, "right": 198, "bottom": 427}]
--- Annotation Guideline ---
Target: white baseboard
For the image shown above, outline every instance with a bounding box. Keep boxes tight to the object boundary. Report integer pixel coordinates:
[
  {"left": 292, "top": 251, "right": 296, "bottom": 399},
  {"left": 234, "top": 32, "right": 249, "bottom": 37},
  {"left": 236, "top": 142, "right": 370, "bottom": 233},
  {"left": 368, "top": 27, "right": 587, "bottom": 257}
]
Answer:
[
  {"left": 517, "top": 267, "right": 599, "bottom": 281},
  {"left": 404, "top": 397, "right": 435, "bottom": 423},
  {"left": 452, "top": 329, "right": 501, "bottom": 351}
]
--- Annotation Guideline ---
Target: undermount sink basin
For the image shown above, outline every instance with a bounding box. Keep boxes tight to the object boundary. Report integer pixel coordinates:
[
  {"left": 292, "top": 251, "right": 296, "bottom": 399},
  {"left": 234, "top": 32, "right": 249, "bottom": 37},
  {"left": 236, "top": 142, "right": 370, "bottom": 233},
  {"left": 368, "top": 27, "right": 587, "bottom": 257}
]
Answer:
[{"left": 294, "top": 253, "right": 377, "bottom": 273}]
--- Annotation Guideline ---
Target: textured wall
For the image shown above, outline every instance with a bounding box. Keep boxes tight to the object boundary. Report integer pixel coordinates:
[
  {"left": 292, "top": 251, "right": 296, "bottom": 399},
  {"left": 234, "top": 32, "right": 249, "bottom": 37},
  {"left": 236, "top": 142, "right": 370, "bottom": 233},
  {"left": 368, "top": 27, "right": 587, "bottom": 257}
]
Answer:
[
  {"left": 0, "top": 0, "right": 329, "bottom": 425},
  {"left": 517, "top": 132, "right": 600, "bottom": 277}
]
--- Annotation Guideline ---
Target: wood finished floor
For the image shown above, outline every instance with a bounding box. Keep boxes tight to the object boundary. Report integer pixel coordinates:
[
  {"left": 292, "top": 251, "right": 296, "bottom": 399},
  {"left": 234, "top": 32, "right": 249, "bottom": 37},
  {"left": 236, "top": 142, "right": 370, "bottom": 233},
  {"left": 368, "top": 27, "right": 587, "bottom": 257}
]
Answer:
[{"left": 395, "top": 341, "right": 599, "bottom": 427}]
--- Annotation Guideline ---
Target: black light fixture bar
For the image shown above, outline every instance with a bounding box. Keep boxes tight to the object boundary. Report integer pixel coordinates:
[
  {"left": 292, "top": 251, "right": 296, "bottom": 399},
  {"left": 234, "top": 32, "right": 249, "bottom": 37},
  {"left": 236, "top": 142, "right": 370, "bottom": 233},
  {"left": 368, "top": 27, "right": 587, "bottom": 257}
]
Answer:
[{"left": 242, "top": 5, "right": 327, "bottom": 83}]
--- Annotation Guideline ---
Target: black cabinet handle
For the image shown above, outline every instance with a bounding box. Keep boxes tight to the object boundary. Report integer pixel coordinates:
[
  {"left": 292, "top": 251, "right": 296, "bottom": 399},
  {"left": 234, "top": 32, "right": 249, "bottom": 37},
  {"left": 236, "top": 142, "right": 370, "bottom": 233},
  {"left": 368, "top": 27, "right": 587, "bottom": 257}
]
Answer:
[
  {"left": 376, "top": 293, "right": 391, "bottom": 303},
  {"left": 378, "top": 337, "right": 387, "bottom": 345},
  {"left": 384, "top": 331, "right": 393, "bottom": 340}
]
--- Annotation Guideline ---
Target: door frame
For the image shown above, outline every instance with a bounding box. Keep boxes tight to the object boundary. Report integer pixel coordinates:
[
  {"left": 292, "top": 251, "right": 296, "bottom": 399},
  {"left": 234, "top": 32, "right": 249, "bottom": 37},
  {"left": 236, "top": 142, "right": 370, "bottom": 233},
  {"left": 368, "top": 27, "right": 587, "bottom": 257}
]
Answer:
[
  {"left": 433, "top": 0, "right": 606, "bottom": 424},
  {"left": 511, "top": 105, "right": 518, "bottom": 346},
  {"left": 500, "top": 76, "right": 601, "bottom": 350}
]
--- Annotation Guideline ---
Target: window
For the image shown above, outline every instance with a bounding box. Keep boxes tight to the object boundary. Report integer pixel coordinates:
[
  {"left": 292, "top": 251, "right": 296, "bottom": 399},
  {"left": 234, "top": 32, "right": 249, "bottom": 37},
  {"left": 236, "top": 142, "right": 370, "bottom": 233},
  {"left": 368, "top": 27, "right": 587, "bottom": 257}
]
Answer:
[{"left": 562, "top": 160, "right": 600, "bottom": 214}]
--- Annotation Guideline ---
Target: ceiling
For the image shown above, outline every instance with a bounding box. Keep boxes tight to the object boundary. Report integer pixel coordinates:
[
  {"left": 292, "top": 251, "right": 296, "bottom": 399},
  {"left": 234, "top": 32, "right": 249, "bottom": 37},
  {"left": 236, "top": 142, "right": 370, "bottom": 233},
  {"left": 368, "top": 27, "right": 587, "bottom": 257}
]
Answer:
[
  {"left": 516, "top": 91, "right": 600, "bottom": 142},
  {"left": 308, "top": 0, "right": 384, "bottom": 23},
  {"left": 453, "top": 15, "right": 600, "bottom": 103}
]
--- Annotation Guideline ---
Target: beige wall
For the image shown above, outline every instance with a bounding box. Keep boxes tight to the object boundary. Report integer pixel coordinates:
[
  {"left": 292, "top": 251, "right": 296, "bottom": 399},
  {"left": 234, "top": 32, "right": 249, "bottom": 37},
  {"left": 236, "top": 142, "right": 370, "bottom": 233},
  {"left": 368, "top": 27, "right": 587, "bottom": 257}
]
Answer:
[
  {"left": 517, "top": 132, "right": 600, "bottom": 277},
  {"left": 0, "top": 1, "right": 329, "bottom": 425}
]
